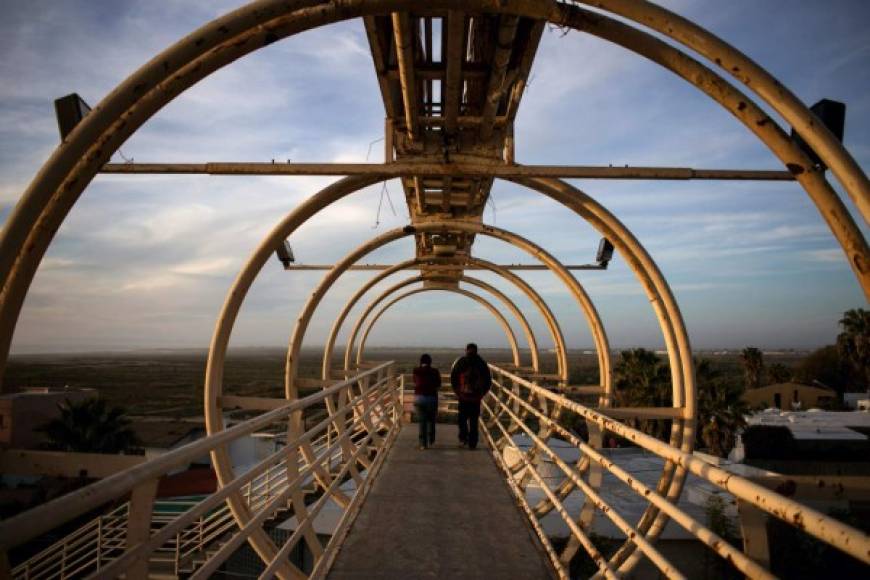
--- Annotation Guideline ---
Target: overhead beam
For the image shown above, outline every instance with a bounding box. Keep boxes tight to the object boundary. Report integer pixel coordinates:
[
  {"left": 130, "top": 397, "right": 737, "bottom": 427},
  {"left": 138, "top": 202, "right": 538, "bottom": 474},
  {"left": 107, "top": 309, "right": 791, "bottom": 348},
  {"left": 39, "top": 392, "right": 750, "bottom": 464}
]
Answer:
[
  {"left": 363, "top": 16, "right": 396, "bottom": 119},
  {"left": 281, "top": 263, "right": 607, "bottom": 271},
  {"left": 100, "top": 162, "right": 795, "bottom": 180},
  {"left": 505, "top": 21, "right": 545, "bottom": 121},
  {"left": 479, "top": 15, "right": 520, "bottom": 141},
  {"left": 392, "top": 12, "right": 419, "bottom": 142},
  {"left": 444, "top": 10, "right": 466, "bottom": 134}
]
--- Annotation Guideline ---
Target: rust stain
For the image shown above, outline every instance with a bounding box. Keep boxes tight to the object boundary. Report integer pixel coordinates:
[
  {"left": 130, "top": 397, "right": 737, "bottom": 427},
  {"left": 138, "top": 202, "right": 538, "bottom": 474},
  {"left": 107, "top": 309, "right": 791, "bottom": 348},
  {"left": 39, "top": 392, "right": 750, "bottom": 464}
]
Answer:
[
  {"left": 792, "top": 511, "right": 805, "bottom": 530},
  {"left": 786, "top": 163, "right": 805, "bottom": 175},
  {"left": 775, "top": 479, "right": 797, "bottom": 497}
]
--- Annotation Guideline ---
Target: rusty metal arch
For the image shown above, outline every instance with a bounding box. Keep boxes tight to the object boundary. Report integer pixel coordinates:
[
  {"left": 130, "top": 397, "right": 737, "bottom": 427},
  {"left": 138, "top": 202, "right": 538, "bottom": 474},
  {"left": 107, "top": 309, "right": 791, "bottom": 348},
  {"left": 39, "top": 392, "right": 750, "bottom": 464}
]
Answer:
[
  {"left": 516, "top": 176, "right": 692, "bottom": 568},
  {"left": 0, "top": 0, "right": 868, "bottom": 392},
  {"left": 278, "top": 217, "right": 619, "bottom": 563},
  {"left": 322, "top": 256, "right": 569, "bottom": 383},
  {"left": 356, "top": 284, "right": 525, "bottom": 368},
  {"left": 0, "top": 1, "right": 866, "bottom": 576},
  {"left": 580, "top": 0, "right": 869, "bottom": 221},
  {"left": 284, "top": 220, "right": 611, "bottom": 403},
  {"left": 195, "top": 172, "right": 697, "bottom": 572},
  {"left": 196, "top": 172, "right": 688, "bottom": 572},
  {"left": 342, "top": 275, "right": 535, "bottom": 371}
]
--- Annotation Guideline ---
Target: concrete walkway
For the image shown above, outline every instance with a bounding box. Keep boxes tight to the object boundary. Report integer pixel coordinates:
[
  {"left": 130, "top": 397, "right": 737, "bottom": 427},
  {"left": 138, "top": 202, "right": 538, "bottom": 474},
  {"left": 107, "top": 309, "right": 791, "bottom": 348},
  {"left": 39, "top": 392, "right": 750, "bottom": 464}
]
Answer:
[{"left": 327, "top": 424, "right": 552, "bottom": 579}]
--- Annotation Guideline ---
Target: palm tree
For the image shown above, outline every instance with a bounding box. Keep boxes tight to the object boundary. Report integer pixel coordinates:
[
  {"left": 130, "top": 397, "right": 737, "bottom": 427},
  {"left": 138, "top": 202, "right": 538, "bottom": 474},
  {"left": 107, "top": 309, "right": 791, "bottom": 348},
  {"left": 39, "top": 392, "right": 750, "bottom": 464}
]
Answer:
[
  {"left": 698, "top": 376, "right": 748, "bottom": 457},
  {"left": 614, "top": 349, "right": 671, "bottom": 439},
  {"left": 766, "top": 362, "right": 792, "bottom": 385},
  {"left": 741, "top": 347, "right": 764, "bottom": 389},
  {"left": 37, "top": 397, "right": 139, "bottom": 454},
  {"left": 837, "top": 308, "right": 870, "bottom": 387}
]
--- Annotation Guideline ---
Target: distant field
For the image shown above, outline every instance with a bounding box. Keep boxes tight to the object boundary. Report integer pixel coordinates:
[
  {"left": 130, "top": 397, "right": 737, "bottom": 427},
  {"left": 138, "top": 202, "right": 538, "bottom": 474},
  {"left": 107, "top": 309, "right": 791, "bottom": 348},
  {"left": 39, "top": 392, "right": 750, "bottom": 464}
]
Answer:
[{"left": 5, "top": 347, "right": 804, "bottom": 417}]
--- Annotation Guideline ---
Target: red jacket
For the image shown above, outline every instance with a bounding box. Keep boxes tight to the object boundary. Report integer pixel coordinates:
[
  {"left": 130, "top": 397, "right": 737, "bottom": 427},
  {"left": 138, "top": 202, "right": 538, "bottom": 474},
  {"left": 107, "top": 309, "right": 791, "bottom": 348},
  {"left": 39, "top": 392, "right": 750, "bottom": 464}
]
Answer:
[{"left": 413, "top": 365, "right": 441, "bottom": 397}]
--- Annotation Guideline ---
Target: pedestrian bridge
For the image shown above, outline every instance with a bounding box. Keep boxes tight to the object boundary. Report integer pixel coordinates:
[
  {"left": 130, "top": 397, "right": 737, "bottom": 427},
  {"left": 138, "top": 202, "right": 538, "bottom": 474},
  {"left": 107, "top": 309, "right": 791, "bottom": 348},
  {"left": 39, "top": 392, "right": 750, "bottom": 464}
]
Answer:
[
  {"left": 0, "top": 1, "right": 869, "bottom": 578},
  {"left": 3, "top": 362, "right": 868, "bottom": 579}
]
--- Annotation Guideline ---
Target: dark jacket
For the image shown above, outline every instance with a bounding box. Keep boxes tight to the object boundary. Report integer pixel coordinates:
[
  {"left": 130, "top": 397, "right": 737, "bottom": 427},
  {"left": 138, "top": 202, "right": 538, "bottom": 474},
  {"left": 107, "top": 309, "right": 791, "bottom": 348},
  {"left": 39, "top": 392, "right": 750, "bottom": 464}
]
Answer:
[
  {"left": 450, "top": 353, "right": 492, "bottom": 403},
  {"left": 413, "top": 365, "right": 441, "bottom": 398}
]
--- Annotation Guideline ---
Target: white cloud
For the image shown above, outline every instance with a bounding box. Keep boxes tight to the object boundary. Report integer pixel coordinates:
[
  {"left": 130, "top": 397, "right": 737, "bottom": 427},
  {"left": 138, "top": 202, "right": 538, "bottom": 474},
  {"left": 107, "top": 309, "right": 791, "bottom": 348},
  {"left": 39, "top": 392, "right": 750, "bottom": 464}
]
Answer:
[
  {"left": 2, "top": 1, "right": 868, "bottom": 353},
  {"left": 803, "top": 248, "right": 846, "bottom": 263}
]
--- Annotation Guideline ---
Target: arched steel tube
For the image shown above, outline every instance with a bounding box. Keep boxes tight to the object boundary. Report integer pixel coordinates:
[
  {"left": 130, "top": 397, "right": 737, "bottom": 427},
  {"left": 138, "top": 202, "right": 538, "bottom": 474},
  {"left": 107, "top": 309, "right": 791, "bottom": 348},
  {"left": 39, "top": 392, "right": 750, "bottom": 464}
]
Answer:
[
  {"left": 203, "top": 174, "right": 677, "bottom": 572},
  {"left": 1, "top": 1, "right": 863, "bottom": 571},
  {"left": 322, "top": 257, "right": 568, "bottom": 383},
  {"left": 469, "top": 257, "right": 569, "bottom": 380},
  {"left": 580, "top": 0, "right": 870, "bottom": 222},
  {"left": 559, "top": 3, "right": 869, "bottom": 296},
  {"left": 343, "top": 275, "right": 535, "bottom": 371},
  {"left": 285, "top": 219, "right": 612, "bottom": 537},
  {"left": 356, "top": 285, "right": 523, "bottom": 368},
  {"left": 1, "top": 0, "right": 867, "bottom": 392},
  {"left": 203, "top": 173, "right": 381, "bottom": 576},
  {"left": 515, "top": 176, "right": 693, "bottom": 569},
  {"left": 285, "top": 221, "right": 610, "bottom": 405}
]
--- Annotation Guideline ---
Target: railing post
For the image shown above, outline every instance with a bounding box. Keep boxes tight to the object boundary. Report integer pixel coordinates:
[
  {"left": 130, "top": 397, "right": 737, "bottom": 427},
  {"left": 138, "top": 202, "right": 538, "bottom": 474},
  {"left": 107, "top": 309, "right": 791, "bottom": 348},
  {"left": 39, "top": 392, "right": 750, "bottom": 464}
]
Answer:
[
  {"left": 1, "top": 551, "right": 12, "bottom": 580},
  {"left": 174, "top": 531, "right": 181, "bottom": 576},
  {"left": 125, "top": 477, "right": 158, "bottom": 580},
  {"left": 96, "top": 516, "right": 103, "bottom": 572},
  {"left": 737, "top": 499, "right": 772, "bottom": 569},
  {"left": 397, "top": 368, "right": 404, "bottom": 424},
  {"left": 61, "top": 538, "right": 67, "bottom": 578}
]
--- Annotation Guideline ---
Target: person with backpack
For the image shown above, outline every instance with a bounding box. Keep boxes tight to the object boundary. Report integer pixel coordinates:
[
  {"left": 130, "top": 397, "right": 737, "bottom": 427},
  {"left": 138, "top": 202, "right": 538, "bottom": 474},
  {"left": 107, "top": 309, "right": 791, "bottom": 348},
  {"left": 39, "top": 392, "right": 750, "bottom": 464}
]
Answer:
[
  {"left": 413, "top": 353, "right": 441, "bottom": 449},
  {"left": 450, "top": 343, "right": 492, "bottom": 450}
]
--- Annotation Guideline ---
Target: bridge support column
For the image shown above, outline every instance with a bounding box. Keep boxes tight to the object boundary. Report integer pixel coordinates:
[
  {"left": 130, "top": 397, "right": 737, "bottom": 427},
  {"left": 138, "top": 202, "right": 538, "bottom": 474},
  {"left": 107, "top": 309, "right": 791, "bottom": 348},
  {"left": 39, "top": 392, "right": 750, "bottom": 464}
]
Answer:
[
  {"left": 126, "top": 478, "right": 158, "bottom": 580},
  {"left": 737, "top": 500, "right": 772, "bottom": 569}
]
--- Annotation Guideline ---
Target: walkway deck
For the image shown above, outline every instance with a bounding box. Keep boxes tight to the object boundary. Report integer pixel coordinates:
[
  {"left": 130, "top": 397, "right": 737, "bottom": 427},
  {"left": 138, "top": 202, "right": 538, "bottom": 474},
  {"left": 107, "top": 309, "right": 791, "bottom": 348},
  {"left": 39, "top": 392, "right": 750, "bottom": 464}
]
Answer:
[{"left": 327, "top": 425, "right": 552, "bottom": 580}]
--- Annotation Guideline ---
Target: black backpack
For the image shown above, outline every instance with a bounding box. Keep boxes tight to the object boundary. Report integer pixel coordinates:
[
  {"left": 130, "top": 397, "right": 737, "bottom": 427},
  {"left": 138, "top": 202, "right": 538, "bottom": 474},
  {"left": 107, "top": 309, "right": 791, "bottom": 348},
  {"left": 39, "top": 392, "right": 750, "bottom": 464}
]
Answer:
[{"left": 458, "top": 360, "right": 482, "bottom": 397}]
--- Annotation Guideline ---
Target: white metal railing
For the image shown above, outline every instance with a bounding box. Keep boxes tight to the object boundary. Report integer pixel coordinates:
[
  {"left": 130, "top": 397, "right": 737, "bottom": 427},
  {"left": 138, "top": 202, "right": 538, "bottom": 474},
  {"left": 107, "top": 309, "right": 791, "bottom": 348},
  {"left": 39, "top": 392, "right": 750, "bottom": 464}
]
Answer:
[
  {"left": 3, "top": 361, "right": 402, "bottom": 579},
  {"left": 481, "top": 364, "right": 870, "bottom": 579}
]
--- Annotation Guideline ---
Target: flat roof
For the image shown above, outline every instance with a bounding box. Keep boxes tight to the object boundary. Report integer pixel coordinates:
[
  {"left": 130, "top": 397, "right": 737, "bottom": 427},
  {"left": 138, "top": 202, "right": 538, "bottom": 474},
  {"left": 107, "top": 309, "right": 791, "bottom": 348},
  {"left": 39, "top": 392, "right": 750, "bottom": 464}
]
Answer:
[{"left": 746, "top": 409, "right": 870, "bottom": 441}]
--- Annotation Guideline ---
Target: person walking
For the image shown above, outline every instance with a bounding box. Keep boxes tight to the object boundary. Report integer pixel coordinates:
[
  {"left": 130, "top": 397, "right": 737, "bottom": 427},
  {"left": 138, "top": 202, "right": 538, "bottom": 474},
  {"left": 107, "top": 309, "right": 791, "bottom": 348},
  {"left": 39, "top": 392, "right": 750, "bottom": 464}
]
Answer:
[
  {"left": 413, "top": 353, "right": 441, "bottom": 449},
  {"left": 450, "top": 343, "right": 492, "bottom": 450}
]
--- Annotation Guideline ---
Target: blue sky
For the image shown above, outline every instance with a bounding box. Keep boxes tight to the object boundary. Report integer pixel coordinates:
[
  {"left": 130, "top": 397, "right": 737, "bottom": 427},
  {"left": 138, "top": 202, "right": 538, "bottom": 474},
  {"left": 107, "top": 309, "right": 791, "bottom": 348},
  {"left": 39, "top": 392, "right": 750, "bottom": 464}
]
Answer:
[{"left": 1, "top": 0, "right": 868, "bottom": 354}]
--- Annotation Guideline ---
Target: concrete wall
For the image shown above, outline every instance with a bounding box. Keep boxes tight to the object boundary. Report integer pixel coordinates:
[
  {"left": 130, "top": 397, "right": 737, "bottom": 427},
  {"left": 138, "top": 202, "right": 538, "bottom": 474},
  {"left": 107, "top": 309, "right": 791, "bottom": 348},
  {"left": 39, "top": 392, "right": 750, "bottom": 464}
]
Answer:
[
  {"left": 0, "top": 389, "right": 94, "bottom": 449},
  {"left": 743, "top": 383, "right": 834, "bottom": 410}
]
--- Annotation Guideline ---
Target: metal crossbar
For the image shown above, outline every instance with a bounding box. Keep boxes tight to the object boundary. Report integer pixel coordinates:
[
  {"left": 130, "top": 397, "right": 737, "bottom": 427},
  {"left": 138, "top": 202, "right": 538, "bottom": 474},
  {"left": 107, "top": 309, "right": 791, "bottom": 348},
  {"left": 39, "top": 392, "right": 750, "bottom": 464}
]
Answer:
[
  {"left": 3, "top": 362, "right": 402, "bottom": 580},
  {"left": 481, "top": 364, "right": 870, "bottom": 579}
]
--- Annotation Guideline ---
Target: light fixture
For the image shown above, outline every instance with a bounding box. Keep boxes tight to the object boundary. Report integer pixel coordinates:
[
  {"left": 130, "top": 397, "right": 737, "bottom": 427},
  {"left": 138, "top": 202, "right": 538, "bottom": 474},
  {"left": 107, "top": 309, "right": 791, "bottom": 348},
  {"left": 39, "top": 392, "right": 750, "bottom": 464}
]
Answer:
[
  {"left": 54, "top": 93, "right": 92, "bottom": 140},
  {"left": 790, "top": 98, "right": 846, "bottom": 170},
  {"left": 276, "top": 240, "right": 295, "bottom": 268},
  {"left": 596, "top": 238, "right": 614, "bottom": 267}
]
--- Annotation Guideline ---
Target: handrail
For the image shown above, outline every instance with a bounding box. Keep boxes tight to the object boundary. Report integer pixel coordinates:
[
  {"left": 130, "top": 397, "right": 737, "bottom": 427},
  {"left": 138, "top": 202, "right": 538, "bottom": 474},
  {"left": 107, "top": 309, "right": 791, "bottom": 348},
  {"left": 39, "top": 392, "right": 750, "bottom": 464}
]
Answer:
[
  {"left": 484, "top": 364, "right": 870, "bottom": 576},
  {"left": 493, "top": 377, "right": 774, "bottom": 579},
  {"left": 5, "top": 362, "right": 401, "bottom": 579},
  {"left": 12, "top": 501, "right": 130, "bottom": 579},
  {"left": 0, "top": 361, "right": 394, "bottom": 552}
]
